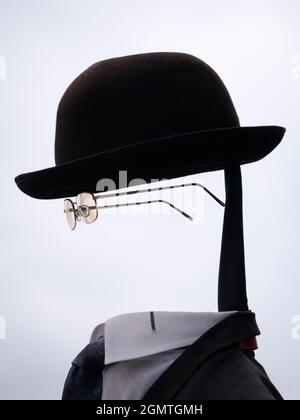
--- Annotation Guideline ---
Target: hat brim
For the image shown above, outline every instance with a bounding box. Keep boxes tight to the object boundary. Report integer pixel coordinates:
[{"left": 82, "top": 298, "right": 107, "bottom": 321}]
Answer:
[{"left": 15, "top": 125, "right": 285, "bottom": 199}]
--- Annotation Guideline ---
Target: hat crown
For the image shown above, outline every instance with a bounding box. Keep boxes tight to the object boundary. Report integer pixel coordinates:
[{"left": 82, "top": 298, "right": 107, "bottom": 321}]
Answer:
[{"left": 54, "top": 52, "right": 239, "bottom": 165}]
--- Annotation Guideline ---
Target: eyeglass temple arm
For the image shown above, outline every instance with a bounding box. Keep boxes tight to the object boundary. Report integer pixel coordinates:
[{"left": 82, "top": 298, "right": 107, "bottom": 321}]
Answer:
[
  {"left": 94, "top": 182, "right": 225, "bottom": 207},
  {"left": 96, "top": 199, "right": 193, "bottom": 221},
  {"left": 64, "top": 200, "right": 192, "bottom": 221}
]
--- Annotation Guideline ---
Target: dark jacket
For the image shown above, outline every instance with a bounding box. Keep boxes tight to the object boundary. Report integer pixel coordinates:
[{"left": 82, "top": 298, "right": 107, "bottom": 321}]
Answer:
[{"left": 62, "top": 311, "right": 283, "bottom": 400}]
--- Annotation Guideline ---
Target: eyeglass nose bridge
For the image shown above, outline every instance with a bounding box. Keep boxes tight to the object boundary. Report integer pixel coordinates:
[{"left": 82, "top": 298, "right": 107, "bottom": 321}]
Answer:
[{"left": 77, "top": 205, "right": 90, "bottom": 219}]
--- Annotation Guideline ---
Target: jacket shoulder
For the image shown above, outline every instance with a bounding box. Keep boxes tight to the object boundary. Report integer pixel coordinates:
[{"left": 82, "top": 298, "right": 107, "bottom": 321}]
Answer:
[{"left": 62, "top": 336, "right": 105, "bottom": 400}]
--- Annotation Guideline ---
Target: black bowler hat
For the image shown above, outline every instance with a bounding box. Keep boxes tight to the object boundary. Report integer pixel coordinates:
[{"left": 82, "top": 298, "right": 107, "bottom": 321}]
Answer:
[{"left": 15, "top": 52, "right": 285, "bottom": 199}]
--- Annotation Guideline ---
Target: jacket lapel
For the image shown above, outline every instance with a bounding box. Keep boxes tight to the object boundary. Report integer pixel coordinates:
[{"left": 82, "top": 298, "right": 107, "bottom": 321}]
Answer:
[{"left": 142, "top": 311, "right": 260, "bottom": 400}]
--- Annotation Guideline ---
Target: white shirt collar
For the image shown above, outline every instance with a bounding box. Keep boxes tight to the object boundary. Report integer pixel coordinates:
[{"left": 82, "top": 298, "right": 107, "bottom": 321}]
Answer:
[{"left": 91, "top": 311, "right": 235, "bottom": 365}]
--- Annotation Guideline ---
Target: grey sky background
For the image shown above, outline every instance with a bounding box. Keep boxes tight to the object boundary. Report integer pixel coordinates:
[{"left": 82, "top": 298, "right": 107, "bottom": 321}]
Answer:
[{"left": 0, "top": 0, "right": 299, "bottom": 399}]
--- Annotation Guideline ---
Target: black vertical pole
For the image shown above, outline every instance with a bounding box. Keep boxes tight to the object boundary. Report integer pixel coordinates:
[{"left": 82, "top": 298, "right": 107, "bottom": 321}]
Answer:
[{"left": 218, "top": 164, "right": 249, "bottom": 312}]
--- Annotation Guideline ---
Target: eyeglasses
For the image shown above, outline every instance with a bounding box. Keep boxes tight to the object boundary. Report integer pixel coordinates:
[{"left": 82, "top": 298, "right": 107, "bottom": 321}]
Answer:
[{"left": 64, "top": 182, "right": 225, "bottom": 231}]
